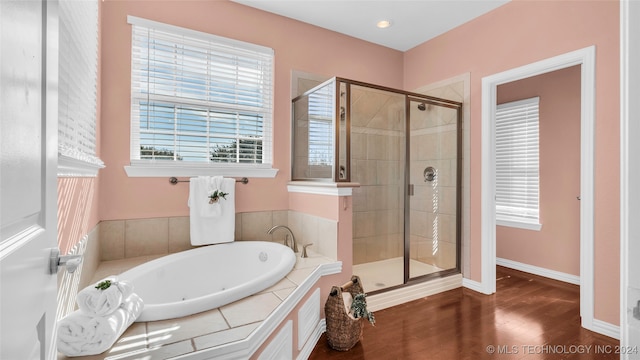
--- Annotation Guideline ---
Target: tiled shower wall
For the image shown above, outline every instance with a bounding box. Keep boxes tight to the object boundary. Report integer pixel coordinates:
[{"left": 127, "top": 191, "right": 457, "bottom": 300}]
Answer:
[
  {"left": 409, "top": 102, "right": 459, "bottom": 270},
  {"left": 351, "top": 86, "right": 406, "bottom": 265},
  {"left": 351, "top": 82, "right": 462, "bottom": 269},
  {"left": 411, "top": 82, "right": 464, "bottom": 270}
]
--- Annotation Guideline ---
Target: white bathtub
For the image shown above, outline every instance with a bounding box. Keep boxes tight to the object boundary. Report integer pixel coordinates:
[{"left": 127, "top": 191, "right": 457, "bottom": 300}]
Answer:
[{"left": 119, "top": 241, "right": 296, "bottom": 322}]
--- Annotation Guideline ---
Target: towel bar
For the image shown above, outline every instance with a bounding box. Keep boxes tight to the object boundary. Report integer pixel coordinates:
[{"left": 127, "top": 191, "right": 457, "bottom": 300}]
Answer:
[{"left": 169, "top": 177, "right": 249, "bottom": 185}]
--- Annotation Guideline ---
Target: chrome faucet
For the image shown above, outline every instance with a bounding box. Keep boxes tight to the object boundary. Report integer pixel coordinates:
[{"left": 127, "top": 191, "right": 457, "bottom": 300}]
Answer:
[{"left": 267, "top": 225, "right": 298, "bottom": 253}]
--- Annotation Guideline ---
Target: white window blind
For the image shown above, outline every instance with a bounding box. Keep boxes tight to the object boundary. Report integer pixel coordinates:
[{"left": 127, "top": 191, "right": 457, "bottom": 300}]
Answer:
[
  {"left": 58, "top": 0, "right": 104, "bottom": 176},
  {"left": 495, "top": 97, "right": 540, "bottom": 229},
  {"left": 308, "top": 85, "right": 334, "bottom": 166},
  {"left": 128, "top": 17, "right": 273, "bottom": 170}
]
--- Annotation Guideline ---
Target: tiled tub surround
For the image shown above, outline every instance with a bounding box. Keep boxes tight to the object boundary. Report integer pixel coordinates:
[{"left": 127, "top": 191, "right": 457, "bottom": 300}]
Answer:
[
  {"left": 57, "top": 210, "right": 340, "bottom": 359},
  {"left": 58, "top": 250, "right": 339, "bottom": 359},
  {"left": 99, "top": 210, "right": 338, "bottom": 262}
]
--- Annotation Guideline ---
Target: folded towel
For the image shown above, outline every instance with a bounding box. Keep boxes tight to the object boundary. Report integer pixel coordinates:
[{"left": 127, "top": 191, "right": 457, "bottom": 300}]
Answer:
[
  {"left": 76, "top": 277, "right": 133, "bottom": 317},
  {"left": 57, "top": 294, "right": 144, "bottom": 357},
  {"left": 189, "top": 176, "right": 236, "bottom": 245}
]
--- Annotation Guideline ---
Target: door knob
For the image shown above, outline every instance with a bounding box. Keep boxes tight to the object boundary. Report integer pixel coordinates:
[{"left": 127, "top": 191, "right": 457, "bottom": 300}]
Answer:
[{"left": 49, "top": 248, "right": 82, "bottom": 274}]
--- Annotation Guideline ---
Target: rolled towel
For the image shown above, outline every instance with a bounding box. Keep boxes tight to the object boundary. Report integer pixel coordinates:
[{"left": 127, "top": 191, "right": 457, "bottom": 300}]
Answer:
[
  {"left": 57, "top": 294, "right": 144, "bottom": 357},
  {"left": 76, "top": 277, "right": 134, "bottom": 317}
]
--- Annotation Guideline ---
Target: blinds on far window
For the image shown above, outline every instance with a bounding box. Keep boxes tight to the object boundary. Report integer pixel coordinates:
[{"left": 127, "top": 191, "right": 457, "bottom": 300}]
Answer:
[
  {"left": 129, "top": 17, "right": 273, "bottom": 166},
  {"left": 308, "top": 84, "right": 334, "bottom": 166},
  {"left": 495, "top": 97, "right": 540, "bottom": 225},
  {"left": 59, "top": 0, "right": 103, "bottom": 173}
]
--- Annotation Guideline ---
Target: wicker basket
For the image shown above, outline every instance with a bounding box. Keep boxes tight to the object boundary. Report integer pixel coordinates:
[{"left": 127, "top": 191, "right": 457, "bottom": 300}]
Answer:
[{"left": 324, "top": 275, "right": 366, "bottom": 351}]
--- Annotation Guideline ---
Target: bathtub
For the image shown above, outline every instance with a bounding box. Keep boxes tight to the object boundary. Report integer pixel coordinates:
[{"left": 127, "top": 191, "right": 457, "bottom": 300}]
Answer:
[{"left": 119, "top": 241, "right": 296, "bottom": 322}]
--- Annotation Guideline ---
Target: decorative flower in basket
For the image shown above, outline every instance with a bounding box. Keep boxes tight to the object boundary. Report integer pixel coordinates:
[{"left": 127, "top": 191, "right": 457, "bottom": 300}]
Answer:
[
  {"left": 208, "top": 189, "right": 228, "bottom": 204},
  {"left": 350, "top": 293, "right": 375, "bottom": 326}
]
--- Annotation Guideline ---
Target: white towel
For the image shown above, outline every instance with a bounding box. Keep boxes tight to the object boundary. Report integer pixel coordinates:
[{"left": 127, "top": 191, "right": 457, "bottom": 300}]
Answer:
[
  {"left": 76, "top": 277, "right": 133, "bottom": 317},
  {"left": 57, "top": 294, "right": 144, "bottom": 357},
  {"left": 189, "top": 176, "right": 236, "bottom": 245}
]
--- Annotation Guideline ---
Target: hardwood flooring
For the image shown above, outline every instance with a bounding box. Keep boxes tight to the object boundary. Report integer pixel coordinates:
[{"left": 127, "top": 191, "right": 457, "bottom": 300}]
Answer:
[{"left": 309, "top": 267, "right": 620, "bottom": 360}]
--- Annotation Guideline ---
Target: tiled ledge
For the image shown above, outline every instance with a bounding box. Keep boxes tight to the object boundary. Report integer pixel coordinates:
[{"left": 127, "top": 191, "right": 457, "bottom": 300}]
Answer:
[
  {"left": 59, "top": 251, "right": 340, "bottom": 360},
  {"left": 287, "top": 181, "right": 360, "bottom": 196}
]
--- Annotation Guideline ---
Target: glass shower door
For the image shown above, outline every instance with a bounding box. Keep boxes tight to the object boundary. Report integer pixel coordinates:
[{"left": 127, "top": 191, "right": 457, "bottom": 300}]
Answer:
[
  {"left": 407, "top": 97, "right": 460, "bottom": 280},
  {"left": 350, "top": 84, "right": 406, "bottom": 292}
]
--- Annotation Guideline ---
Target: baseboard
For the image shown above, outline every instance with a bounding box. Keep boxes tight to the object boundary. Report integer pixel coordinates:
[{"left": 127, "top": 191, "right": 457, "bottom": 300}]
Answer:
[
  {"left": 297, "top": 319, "right": 326, "bottom": 360},
  {"left": 496, "top": 257, "right": 580, "bottom": 285},
  {"left": 462, "top": 278, "right": 486, "bottom": 293},
  {"left": 590, "top": 319, "right": 620, "bottom": 340},
  {"left": 366, "top": 274, "right": 462, "bottom": 312}
]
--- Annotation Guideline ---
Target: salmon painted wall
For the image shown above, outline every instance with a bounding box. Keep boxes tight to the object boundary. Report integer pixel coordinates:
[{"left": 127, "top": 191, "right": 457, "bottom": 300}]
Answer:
[
  {"left": 496, "top": 66, "right": 581, "bottom": 276},
  {"left": 403, "top": 0, "right": 619, "bottom": 324},
  {"left": 57, "top": 178, "right": 100, "bottom": 254},
  {"left": 57, "top": 1, "right": 103, "bottom": 254},
  {"left": 99, "top": 0, "right": 403, "bottom": 221}
]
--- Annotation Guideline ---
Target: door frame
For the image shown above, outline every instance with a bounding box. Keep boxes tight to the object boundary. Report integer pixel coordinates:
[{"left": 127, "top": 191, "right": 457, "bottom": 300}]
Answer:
[
  {"left": 620, "top": 0, "right": 639, "bottom": 353},
  {"left": 480, "top": 46, "right": 597, "bottom": 331}
]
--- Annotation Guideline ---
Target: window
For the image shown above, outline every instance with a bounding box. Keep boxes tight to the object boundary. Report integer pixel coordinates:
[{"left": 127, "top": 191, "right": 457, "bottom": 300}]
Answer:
[
  {"left": 125, "top": 17, "right": 276, "bottom": 178},
  {"left": 308, "top": 85, "right": 334, "bottom": 166},
  {"left": 495, "top": 97, "right": 541, "bottom": 230},
  {"left": 58, "top": 0, "right": 104, "bottom": 176}
]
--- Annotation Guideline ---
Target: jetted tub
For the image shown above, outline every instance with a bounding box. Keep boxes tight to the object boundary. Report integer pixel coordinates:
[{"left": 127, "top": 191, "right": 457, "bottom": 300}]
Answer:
[{"left": 119, "top": 241, "right": 296, "bottom": 322}]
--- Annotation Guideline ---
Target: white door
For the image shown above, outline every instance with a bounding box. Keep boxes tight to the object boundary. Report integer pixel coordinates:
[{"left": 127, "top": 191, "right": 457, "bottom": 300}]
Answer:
[{"left": 0, "top": 0, "right": 59, "bottom": 359}]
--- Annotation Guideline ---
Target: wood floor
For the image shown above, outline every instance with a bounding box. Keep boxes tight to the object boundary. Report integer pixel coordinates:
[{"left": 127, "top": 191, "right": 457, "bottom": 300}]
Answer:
[{"left": 309, "top": 267, "right": 619, "bottom": 360}]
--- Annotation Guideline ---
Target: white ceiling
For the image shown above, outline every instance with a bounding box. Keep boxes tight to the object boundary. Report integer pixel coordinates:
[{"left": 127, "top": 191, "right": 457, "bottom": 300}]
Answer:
[{"left": 232, "top": 0, "right": 510, "bottom": 51}]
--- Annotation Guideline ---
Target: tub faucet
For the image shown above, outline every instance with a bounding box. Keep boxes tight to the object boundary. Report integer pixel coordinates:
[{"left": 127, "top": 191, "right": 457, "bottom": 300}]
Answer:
[{"left": 267, "top": 225, "right": 298, "bottom": 253}]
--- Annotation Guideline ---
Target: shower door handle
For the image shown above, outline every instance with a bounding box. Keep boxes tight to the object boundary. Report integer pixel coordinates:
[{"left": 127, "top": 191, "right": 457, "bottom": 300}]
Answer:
[{"left": 408, "top": 184, "right": 414, "bottom": 196}]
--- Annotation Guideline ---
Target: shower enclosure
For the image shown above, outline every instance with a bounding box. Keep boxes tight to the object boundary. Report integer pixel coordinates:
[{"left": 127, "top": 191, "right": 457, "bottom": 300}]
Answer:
[{"left": 292, "top": 77, "right": 462, "bottom": 293}]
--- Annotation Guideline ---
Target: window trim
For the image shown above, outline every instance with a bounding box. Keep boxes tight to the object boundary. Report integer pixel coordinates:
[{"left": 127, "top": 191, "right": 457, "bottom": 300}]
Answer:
[
  {"left": 125, "top": 16, "right": 277, "bottom": 178},
  {"left": 496, "top": 218, "right": 542, "bottom": 231},
  {"left": 495, "top": 96, "right": 541, "bottom": 230},
  {"left": 123, "top": 161, "right": 278, "bottom": 178},
  {"left": 59, "top": 155, "right": 106, "bottom": 178}
]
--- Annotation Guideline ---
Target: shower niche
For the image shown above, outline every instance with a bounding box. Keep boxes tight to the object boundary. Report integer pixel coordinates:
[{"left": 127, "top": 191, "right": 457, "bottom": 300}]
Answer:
[{"left": 292, "top": 77, "right": 463, "bottom": 293}]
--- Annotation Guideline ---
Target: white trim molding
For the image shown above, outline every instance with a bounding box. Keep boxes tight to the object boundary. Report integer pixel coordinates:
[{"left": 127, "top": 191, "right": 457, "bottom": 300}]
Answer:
[
  {"left": 496, "top": 258, "right": 580, "bottom": 285},
  {"left": 287, "top": 182, "right": 358, "bottom": 196},
  {"left": 366, "top": 274, "right": 462, "bottom": 312},
  {"left": 620, "top": 0, "right": 640, "bottom": 352},
  {"left": 58, "top": 155, "right": 105, "bottom": 177},
  {"left": 462, "top": 277, "right": 485, "bottom": 294},
  {"left": 481, "top": 46, "right": 596, "bottom": 332},
  {"left": 124, "top": 162, "right": 278, "bottom": 178},
  {"left": 592, "top": 319, "right": 621, "bottom": 341}
]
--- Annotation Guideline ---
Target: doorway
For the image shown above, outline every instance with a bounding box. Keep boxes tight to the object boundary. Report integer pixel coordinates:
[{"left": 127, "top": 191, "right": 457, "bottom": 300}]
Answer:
[
  {"left": 481, "top": 46, "right": 598, "bottom": 332},
  {"left": 494, "top": 65, "right": 581, "bottom": 284}
]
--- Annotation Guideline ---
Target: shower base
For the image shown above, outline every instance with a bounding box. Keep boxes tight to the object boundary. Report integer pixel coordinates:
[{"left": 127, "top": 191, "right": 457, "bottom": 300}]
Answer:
[{"left": 353, "top": 257, "right": 442, "bottom": 293}]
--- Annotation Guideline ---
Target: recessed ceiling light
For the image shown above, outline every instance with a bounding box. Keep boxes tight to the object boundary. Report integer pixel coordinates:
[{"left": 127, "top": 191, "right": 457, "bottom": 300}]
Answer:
[{"left": 376, "top": 20, "right": 392, "bottom": 29}]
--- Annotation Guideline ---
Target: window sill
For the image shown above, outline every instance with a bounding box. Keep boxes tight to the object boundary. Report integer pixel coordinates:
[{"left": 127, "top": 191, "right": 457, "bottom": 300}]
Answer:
[
  {"left": 58, "top": 155, "right": 105, "bottom": 177},
  {"left": 124, "top": 161, "right": 279, "bottom": 178},
  {"left": 496, "top": 218, "right": 542, "bottom": 231}
]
